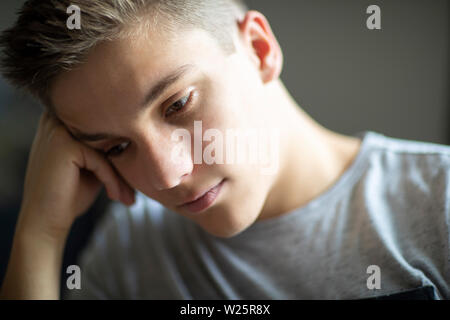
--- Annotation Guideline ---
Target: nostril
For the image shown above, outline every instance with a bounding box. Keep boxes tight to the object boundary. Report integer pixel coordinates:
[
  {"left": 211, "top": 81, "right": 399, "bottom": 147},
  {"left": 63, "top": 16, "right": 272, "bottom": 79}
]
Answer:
[
  {"left": 154, "top": 178, "right": 181, "bottom": 191},
  {"left": 181, "top": 173, "right": 190, "bottom": 180}
]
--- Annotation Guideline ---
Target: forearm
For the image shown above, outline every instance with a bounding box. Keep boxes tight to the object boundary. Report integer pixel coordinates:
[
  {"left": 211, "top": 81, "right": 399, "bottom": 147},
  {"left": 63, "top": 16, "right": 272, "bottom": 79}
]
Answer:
[
  {"left": 0, "top": 221, "right": 68, "bottom": 300},
  {"left": 0, "top": 112, "right": 129, "bottom": 300}
]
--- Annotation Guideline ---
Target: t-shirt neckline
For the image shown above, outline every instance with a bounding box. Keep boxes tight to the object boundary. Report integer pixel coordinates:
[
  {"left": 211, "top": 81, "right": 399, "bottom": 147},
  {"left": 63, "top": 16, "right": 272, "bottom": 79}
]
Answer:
[{"left": 239, "top": 131, "right": 379, "bottom": 234}]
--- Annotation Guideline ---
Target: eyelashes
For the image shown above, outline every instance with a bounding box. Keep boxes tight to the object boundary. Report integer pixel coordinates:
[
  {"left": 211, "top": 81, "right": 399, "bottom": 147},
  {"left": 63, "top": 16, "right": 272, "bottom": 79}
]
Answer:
[
  {"left": 103, "top": 89, "right": 197, "bottom": 158},
  {"left": 164, "top": 91, "right": 194, "bottom": 118},
  {"left": 105, "top": 141, "right": 130, "bottom": 158}
]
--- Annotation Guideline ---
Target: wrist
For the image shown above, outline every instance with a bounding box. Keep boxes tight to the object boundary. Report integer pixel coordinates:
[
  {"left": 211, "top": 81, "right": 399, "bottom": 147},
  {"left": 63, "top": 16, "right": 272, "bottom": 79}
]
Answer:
[
  {"left": 16, "top": 205, "right": 73, "bottom": 244},
  {"left": 2, "top": 215, "right": 67, "bottom": 300},
  {"left": 14, "top": 218, "right": 70, "bottom": 251}
]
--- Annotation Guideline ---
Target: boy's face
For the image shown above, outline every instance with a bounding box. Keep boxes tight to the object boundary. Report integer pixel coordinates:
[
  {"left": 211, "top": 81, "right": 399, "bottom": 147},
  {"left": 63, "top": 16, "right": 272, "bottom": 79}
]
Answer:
[{"left": 51, "top": 25, "right": 280, "bottom": 238}]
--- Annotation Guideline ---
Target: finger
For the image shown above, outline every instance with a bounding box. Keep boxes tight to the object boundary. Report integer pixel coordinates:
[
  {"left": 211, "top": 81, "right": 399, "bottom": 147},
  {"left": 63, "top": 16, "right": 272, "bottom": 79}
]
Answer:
[
  {"left": 107, "top": 163, "right": 135, "bottom": 205},
  {"left": 118, "top": 175, "right": 136, "bottom": 205},
  {"left": 73, "top": 145, "right": 122, "bottom": 202},
  {"left": 80, "top": 145, "right": 136, "bottom": 206}
]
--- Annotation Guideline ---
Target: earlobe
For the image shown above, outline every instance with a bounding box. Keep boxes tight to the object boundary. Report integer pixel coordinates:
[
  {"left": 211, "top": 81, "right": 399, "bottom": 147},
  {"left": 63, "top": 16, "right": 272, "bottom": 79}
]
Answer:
[{"left": 238, "top": 11, "right": 283, "bottom": 83}]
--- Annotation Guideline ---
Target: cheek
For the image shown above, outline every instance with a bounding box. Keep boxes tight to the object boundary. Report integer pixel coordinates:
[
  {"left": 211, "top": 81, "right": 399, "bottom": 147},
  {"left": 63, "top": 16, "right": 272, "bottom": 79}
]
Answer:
[
  {"left": 196, "top": 89, "right": 234, "bottom": 130},
  {"left": 202, "top": 70, "right": 253, "bottom": 128},
  {"left": 203, "top": 89, "right": 245, "bottom": 130},
  {"left": 114, "top": 163, "right": 140, "bottom": 189},
  {"left": 113, "top": 157, "right": 153, "bottom": 195},
  {"left": 123, "top": 168, "right": 159, "bottom": 200}
]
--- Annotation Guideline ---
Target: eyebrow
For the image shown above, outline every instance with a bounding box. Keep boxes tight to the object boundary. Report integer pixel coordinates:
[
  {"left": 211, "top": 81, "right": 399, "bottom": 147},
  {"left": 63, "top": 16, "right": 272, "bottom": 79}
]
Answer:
[
  {"left": 69, "top": 130, "right": 117, "bottom": 142},
  {"left": 70, "top": 64, "right": 195, "bottom": 143},
  {"left": 141, "top": 63, "right": 194, "bottom": 107}
]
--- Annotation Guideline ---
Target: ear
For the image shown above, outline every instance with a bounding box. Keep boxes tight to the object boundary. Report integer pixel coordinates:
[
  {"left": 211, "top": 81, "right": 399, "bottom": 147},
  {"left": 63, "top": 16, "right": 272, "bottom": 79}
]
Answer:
[{"left": 237, "top": 10, "right": 283, "bottom": 84}]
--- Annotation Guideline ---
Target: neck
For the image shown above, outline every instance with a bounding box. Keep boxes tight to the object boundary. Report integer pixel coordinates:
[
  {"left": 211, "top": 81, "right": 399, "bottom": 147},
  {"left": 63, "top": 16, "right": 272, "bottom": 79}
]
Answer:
[{"left": 257, "top": 79, "right": 362, "bottom": 221}]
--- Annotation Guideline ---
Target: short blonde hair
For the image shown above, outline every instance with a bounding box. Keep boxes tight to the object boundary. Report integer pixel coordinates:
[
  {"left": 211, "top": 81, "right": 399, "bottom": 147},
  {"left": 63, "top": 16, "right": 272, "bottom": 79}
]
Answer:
[{"left": 0, "top": 0, "right": 247, "bottom": 107}]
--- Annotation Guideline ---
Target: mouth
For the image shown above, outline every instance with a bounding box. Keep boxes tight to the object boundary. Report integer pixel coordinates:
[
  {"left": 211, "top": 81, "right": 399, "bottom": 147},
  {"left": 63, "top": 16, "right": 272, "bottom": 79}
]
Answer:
[{"left": 178, "top": 178, "right": 227, "bottom": 214}]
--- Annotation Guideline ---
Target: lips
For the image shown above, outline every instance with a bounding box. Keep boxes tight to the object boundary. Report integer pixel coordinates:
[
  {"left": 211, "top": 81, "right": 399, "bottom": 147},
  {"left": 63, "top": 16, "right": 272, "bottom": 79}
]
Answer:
[{"left": 178, "top": 179, "right": 226, "bottom": 214}]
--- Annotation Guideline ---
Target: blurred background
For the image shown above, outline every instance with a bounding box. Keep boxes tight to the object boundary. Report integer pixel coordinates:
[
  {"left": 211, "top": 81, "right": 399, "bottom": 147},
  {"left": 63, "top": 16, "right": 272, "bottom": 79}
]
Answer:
[{"left": 0, "top": 0, "right": 449, "bottom": 297}]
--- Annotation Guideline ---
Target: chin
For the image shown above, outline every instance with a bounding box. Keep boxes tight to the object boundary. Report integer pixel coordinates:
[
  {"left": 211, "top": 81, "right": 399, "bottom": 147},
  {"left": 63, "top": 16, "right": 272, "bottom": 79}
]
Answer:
[
  {"left": 195, "top": 205, "right": 260, "bottom": 239},
  {"left": 204, "top": 225, "right": 246, "bottom": 239},
  {"left": 202, "top": 225, "right": 248, "bottom": 239}
]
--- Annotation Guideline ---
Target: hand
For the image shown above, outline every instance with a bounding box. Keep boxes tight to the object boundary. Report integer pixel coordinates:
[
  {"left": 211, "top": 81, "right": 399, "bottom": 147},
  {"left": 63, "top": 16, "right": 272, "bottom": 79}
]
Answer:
[{"left": 17, "top": 111, "right": 135, "bottom": 239}]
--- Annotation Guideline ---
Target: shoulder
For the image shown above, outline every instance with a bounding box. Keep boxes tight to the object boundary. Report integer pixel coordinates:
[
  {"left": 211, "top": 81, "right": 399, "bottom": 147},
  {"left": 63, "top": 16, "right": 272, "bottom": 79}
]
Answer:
[
  {"left": 357, "top": 132, "right": 450, "bottom": 257},
  {"left": 65, "top": 193, "right": 188, "bottom": 299},
  {"left": 352, "top": 132, "right": 450, "bottom": 247},
  {"left": 87, "top": 191, "right": 188, "bottom": 263},
  {"left": 80, "top": 193, "right": 169, "bottom": 257},
  {"left": 364, "top": 131, "right": 450, "bottom": 164},
  {"left": 358, "top": 133, "right": 450, "bottom": 297},
  {"left": 362, "top": 132, "right": 450, "bottom": 196}
]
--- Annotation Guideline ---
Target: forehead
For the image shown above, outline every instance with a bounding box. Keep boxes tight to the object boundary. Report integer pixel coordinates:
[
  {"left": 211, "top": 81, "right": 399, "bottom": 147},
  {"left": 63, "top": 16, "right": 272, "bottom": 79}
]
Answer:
[{"left": 50, "top": 28, "right": 227, "bottom": 124}]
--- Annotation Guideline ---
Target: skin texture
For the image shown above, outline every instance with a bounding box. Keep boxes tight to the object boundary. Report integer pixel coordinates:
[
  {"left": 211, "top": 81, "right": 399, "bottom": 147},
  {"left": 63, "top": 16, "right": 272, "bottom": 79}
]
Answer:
[
  {"left": 1, "top": 10, "right": 361, "bottom": 299},
  {"left": 49, "top": 11, "right": 361, "bottom": 238}
]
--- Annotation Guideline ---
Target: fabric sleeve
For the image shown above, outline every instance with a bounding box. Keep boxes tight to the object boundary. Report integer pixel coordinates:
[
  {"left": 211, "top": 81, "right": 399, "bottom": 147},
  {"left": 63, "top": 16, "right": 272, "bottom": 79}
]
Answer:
[{"left": 62, "top": 202, "right": 126, "bottom": 300}]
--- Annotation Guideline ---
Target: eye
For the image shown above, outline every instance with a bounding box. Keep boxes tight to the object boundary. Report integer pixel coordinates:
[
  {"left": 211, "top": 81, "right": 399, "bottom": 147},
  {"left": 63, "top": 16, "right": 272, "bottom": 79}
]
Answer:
[
  {"left": 164, "top": 93, "right": 191, "bottom": 118},
  {"left": 105, "top": 141, "right": 130, "bottom": 158}
]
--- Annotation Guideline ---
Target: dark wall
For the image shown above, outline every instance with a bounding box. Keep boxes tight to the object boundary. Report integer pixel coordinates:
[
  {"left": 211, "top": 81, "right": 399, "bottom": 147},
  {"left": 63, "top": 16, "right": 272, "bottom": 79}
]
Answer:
[{"left": 245, "top": 0, "right": 449, "bottom": 144}]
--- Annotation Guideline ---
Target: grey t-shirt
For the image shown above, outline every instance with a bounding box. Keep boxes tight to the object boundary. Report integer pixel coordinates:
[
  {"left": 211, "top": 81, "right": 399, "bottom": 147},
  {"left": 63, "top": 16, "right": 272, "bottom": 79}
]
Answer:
[{"left": 65, "top": 131, "right": 450, "bottom": 300}]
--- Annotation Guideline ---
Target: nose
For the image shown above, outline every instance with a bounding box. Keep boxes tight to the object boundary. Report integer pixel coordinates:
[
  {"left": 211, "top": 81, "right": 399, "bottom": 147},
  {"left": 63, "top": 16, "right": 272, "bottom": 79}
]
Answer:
[{"left": 137, "top": 129, "right": 193, "bottom": 191}]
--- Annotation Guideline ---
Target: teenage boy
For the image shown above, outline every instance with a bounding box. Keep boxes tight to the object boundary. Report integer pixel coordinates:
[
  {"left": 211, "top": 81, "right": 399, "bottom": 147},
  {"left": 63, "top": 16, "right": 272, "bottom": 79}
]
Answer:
[{"left": 0, "top": 0, "right": 448, "bottom": 299}]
